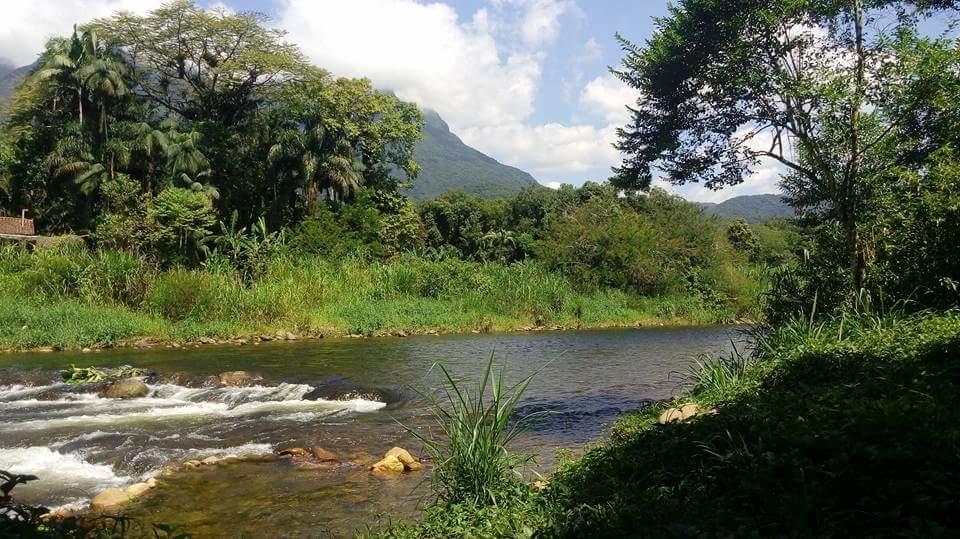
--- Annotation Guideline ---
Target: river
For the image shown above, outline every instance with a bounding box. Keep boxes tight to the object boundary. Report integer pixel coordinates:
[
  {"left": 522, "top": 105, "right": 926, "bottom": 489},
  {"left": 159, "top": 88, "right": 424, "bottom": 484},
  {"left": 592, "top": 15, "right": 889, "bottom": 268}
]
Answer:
[{"left": 0, "top": 326, "right": 741, "bottom": 537}]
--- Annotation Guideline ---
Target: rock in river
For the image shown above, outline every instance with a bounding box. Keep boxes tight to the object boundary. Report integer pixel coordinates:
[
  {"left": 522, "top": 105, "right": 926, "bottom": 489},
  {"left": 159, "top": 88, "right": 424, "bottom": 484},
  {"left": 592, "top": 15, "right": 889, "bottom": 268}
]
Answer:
[
  {"left": 91, "top": 488, "right": 131, "bottom": 510},
  {"left": 371, "top": 447, "right": 423, "bottom": 475},
  {"left": 216, "top": 371, "right": 262, "bottom": 386},
  {"left": 99, "top": 378, "right": 149, "bottom": 399},
  {"left": 310, "top": 447, "right": 338, "bottom": 462}
]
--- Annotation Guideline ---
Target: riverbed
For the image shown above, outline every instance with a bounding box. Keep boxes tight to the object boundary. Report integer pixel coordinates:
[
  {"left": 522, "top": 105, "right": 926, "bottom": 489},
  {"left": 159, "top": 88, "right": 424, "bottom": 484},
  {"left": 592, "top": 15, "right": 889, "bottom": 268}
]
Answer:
[{"left": 0, "top": 326, "right": 741, "bottom": 537}]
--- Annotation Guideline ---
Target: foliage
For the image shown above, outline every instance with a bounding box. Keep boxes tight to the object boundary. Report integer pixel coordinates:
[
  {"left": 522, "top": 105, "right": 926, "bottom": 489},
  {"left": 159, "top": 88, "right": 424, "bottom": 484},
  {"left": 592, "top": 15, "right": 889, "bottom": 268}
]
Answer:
[
  {"left": 387, "top": 311, "right": 960, "bottom": 537},
  {"left": 61, "top": 364, "right": 146, "bottom": 385},
  {"left": 147, "top": 187, "right": 215, "bottom": 266},
  {"left": 1, "top": 1, "right": 423, "bottom": 241},
  {"left": 612, "top": 0, "right": 959, "bottom": 295},
  {"left": 407, "top": 354, "right": 545, "bottom": 506}
]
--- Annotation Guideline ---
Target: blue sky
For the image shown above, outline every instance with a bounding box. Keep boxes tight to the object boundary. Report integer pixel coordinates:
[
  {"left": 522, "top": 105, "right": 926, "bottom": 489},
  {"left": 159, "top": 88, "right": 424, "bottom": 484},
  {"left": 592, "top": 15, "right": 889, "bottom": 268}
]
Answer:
[{"left": 1, "top": 0, "right": 779, "bottom": 202}]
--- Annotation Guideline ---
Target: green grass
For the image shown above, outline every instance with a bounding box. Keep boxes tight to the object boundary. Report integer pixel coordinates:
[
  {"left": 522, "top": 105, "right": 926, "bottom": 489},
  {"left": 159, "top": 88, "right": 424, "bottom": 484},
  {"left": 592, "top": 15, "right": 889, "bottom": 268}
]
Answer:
[
  {"left": 0, "top": 248, "right": 748, "bottom": 350},
  {"left": 380, "top": 310, "right": 960, "bottom": 537},
  {"left": 408, "top": 354, "right": 544, "bottom": 506}
]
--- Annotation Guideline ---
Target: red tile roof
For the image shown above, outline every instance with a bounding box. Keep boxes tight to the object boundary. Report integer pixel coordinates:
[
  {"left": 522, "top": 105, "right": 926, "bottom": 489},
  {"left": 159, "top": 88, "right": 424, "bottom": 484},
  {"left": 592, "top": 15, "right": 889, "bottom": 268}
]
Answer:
[{"left": 0, "top": 216, "right": 35, "bottom": 235}]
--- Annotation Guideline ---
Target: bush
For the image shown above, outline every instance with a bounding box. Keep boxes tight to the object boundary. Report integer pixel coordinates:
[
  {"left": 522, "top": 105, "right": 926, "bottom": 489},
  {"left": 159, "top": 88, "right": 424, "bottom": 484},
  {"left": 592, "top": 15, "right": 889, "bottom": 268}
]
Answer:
[
  {"left": 145, "top": 270, "right": 229, "bottom": 321},
  {"left": 408, "top": 354, "right": 544, "bottom": 506},
  {"left": 80, "top": 250, "right": 155, "bottom": 307}
]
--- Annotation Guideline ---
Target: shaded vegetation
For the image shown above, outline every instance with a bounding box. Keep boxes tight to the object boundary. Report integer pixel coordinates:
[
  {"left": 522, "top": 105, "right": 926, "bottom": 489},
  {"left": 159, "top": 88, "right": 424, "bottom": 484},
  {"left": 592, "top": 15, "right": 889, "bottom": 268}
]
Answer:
[{"left": 388, "top": 310, "right": 960, "bottom": 537}]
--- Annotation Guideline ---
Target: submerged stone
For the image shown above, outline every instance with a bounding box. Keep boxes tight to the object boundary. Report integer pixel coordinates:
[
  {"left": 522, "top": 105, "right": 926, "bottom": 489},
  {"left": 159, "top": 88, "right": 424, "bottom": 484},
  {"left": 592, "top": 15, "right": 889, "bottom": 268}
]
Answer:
[
  {"left": 99, "top": 378, "right": 149, "bottom": 399},
  {"left": 91, "top": 488, "right": 131, "bottom": 510},
  {"left": 216, "top": 371, "right": 262, "bottom": 386}
]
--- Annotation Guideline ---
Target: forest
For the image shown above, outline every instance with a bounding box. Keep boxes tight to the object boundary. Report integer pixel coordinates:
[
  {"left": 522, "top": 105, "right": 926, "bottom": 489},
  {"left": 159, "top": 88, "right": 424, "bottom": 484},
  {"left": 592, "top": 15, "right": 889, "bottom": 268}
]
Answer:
[
  {"left": 0, "top": 1, "right": 795, "bottom": 350},
  {"left": 1, "top": 0, "right": 959, "bottom": 537}
]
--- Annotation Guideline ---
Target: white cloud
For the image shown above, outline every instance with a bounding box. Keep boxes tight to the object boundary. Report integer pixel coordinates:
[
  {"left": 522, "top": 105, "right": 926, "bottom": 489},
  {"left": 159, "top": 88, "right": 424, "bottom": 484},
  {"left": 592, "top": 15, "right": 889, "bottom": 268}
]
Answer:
[
  {"left": 0, "top": 0, "right": 160, "bottom": 65},
  {"left": 579, "top": 74, "right": 641, "bottom": 123},
  {"left": 278, "top": 0, "right": 541, "bottom": 131},
  {"left": 490, "top": 0, "right": 576, "bottom": 47},
  {"left": 460, "top": 121, "right": 620, "bottom": 181},
  {"left": 278, "top": 0, "right": 626, "bottom": 185}
]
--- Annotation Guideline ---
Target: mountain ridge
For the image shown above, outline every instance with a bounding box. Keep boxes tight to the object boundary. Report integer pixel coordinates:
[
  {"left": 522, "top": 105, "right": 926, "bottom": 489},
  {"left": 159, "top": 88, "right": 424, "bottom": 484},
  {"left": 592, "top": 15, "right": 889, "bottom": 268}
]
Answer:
[
  {"left": 402, "top": 108, "right": 542, "bottom": 200},
  {"left": 698, "top": 193, "right": 793, "bottom": 223}
]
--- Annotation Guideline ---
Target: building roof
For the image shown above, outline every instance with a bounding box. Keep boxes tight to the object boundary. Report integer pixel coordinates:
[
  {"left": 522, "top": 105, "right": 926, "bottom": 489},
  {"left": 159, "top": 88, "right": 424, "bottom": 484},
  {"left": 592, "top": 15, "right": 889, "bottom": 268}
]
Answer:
[{"left": 0, "top": 216, "right": 35, "bottom": 236}]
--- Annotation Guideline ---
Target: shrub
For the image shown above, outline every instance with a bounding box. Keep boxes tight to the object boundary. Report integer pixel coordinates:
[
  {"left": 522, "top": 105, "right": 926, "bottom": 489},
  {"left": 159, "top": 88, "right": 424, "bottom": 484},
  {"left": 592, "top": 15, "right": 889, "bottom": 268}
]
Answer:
[
  {"left": 145, "top": 270, "right": 226, "bottom": 321},
  {"left": 408, "top": 354, "right": 544, "bottom": 506},
  {"left": 80, "top": 250, "right": 155, "bottom": 307}
]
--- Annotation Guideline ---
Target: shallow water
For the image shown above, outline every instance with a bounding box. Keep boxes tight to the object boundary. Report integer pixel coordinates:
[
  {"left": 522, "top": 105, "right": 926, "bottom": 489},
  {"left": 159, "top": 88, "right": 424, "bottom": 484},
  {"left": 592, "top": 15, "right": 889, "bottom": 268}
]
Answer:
[{"left": 0, "top": 327, "right": 742, "bottom": 537}]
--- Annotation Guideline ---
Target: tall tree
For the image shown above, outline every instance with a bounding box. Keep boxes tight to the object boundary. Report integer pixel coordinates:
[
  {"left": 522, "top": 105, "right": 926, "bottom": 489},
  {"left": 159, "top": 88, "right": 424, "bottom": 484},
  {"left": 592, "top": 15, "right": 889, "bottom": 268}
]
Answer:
[
  {"left": 93, "top": 1, "right": 306, "bottom": 125},
  {"left": 612, "top": 0, "right": 957, "bottom": 295}
]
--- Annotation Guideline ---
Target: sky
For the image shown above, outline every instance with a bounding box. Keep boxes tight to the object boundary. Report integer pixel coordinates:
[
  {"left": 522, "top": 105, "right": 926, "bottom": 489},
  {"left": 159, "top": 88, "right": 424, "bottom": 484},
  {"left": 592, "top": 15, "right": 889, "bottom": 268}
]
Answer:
[{"left": 0, "top": 0, "right": 787, "bottom": 203}]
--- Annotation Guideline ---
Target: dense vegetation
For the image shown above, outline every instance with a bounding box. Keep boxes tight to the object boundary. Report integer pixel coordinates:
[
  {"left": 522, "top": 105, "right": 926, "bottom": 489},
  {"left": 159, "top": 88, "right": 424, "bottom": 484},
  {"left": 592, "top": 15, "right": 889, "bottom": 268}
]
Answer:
[
  {"left": 0, "top": 182, "right": 787, "bottom": 350},
  {"left": 0, "top": 1, "right": 793, "bottom": 350},
  {"left": 377, "top": 0, "right": 960, "bottom": 537}
]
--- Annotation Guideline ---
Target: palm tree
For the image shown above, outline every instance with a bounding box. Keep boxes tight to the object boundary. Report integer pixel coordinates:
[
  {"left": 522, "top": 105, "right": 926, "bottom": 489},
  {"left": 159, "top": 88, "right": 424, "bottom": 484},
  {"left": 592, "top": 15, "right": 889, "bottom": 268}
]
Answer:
[
  {"left": 126, "top": 122, "right": 170, "bottom": 193},
  {"left": 318, "top": 136, "right": 364, "bottom": 202},
  {"left": 34, "top": 26, "right": 97, "bottom": 127},
  {"left": 42, "top": 132, "right": 107, "bottom": 196},
  {"left": 80, "top": 57, "right": 130, "bottom": 139},
  {"left": 267, "top": 123, "right": 364, "bottom": 211}
]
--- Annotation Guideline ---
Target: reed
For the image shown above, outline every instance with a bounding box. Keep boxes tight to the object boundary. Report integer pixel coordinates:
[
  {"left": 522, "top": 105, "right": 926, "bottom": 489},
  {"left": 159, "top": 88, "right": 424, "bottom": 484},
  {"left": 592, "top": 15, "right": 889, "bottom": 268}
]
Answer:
[{"left": 407, "top": 353, "right": 546, "bottom": 506}]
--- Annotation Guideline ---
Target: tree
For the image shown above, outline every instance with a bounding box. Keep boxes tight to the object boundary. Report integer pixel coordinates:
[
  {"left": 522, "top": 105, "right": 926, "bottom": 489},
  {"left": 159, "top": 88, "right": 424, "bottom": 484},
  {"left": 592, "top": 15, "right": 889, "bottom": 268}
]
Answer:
[
  {"left": 93, "top": 1, "right": 306, "bottom": 125},
  {"left": 612, "top": 0, "right": 958, "bottom": 296}
]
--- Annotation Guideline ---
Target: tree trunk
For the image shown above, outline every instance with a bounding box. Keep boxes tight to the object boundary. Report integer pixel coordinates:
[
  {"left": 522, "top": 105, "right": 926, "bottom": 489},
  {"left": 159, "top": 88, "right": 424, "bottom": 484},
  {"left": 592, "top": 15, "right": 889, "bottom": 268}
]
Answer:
[{"left": 846, "top": 0, "right": 867, "bottom": 296}]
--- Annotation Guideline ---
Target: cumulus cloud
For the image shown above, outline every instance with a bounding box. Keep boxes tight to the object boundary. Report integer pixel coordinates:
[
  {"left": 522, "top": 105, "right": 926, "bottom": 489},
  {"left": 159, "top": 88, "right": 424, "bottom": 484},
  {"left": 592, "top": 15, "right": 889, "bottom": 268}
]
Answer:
[
  {"left": 491, "top": 0, "right": 577, "bottom": 47},
  {"left": 579, "top": 73, "right": 641, "bottom": 123},
  {"left": 277, "top": 0, "right": 541, "bottom": 131},
  {"left": 460, "top": 122, "right": 620, "bottom": 177},
  {"left": 0, "top": 0, "right": 160, "bottom": 65}
]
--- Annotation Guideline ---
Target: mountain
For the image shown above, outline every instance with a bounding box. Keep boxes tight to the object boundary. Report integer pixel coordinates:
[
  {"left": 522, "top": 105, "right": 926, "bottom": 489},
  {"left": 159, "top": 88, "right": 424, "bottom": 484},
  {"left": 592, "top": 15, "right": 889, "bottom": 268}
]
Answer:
[
  {"left": 698, "top": 194, "right": 794, "bottom": 223},
  {"left": 402, "top": 109, "right": 542, "bottom": 200},
  {"left": 0, "top": 62, "right": 34, "bottom": 106},
  {"left": 1, "top": 66, "right": 541, "bottom": 200}
]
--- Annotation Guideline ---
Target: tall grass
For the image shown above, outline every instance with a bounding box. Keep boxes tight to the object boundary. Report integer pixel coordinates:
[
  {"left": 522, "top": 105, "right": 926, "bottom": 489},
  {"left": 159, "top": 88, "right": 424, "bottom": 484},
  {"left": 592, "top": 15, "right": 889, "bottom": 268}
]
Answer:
[
  {"left": 408, "top": 354, "right": 546, "bottom": 506},
  {"left": 686, "top": 345, "right": 750, "bottom": 400},
  {"left": 0, "top": 247, "right": 749, "bottom": 349}
]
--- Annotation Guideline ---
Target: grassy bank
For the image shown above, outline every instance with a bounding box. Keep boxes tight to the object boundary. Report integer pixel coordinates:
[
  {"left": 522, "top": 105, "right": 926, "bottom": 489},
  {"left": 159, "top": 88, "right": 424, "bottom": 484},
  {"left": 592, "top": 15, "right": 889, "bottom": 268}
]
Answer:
[
  {"left": 0, "top": 247, "right": 756, "bottom": 351},
  {"left": 381, "top": 309, "right": 960, "bottom": 537}
]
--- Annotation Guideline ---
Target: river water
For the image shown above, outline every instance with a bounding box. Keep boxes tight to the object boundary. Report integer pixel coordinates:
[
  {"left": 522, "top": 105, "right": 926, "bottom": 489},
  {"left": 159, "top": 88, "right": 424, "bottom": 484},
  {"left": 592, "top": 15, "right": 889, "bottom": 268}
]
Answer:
[{"left": 0, "top": 327, "right": 741, "bottom": 537}]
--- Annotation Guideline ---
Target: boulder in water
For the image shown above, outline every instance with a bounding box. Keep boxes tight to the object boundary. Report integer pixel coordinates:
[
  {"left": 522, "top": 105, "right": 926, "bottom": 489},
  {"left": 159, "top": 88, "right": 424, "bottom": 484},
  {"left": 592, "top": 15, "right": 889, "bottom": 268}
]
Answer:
[
  {"left": 202, "top": 456, "right": 220, "bottom": 465},
  {"left": 125, "top": 482, "right": 151, "bottom": 498},
  {"left": 216, "top": 371, "right": 262, "bottom": 386},
  {"left": 372, "top": 447, "right": 422, "bottom": 475},
  {"left": 310, "top": 447, "right": 338, "bottom": 462},
  {"left": 99, "top": 378, "right": 149, "bottom": 399},
  {"left": 385, "top": 447, "right": 416, "bottom": 466},
  {"left": 277, "top": 447, "right": 310, "bottom": 458},
  {"left": 91, "top": 488, "right": 131, "bottom": 510},
  {"left": 371, "top": 455, "right": 405, "bottom": 475}
]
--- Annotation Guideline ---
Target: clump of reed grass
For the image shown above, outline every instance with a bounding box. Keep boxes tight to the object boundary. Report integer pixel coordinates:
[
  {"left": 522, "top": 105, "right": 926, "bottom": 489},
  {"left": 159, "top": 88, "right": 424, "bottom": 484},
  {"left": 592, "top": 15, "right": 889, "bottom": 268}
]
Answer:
[
  {"left": 686, "top": 345, "right": 750, "bottom": 398},
  {"left": 408, "top": 353, "right": 546, "bottom": 506}
]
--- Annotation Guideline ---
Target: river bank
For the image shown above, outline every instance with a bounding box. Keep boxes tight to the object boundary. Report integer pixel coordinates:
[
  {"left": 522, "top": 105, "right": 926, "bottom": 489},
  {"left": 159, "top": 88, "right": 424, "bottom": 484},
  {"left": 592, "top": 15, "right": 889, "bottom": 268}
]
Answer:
[
  {"left": 0, "top": 249, "right": 758, "bottom": 352},
  {"left": 0, "top": 315, "right": 740, "bottom": 354},
  {"left": 0, "top": 326, "right": 740, "bottom": 536},
  {"left": 378, "top": 310, "right": 960, "bottom": 537}
]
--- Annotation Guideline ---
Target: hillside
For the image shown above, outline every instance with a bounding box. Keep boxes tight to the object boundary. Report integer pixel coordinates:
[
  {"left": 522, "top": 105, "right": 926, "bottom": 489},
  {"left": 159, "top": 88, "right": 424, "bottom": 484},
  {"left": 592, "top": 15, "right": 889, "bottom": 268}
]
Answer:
[
  {"left": 0, "top": 62, "right": 33, "bottom": 107},
  {"left": 402, "top": 109, "right": 542, "bottom": 200},
  {"left": 699, "top": 194, "right": 793, "bottom": 223},
  {"left": 2, "top": 67, "right": 541, "bottom": 200}
]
